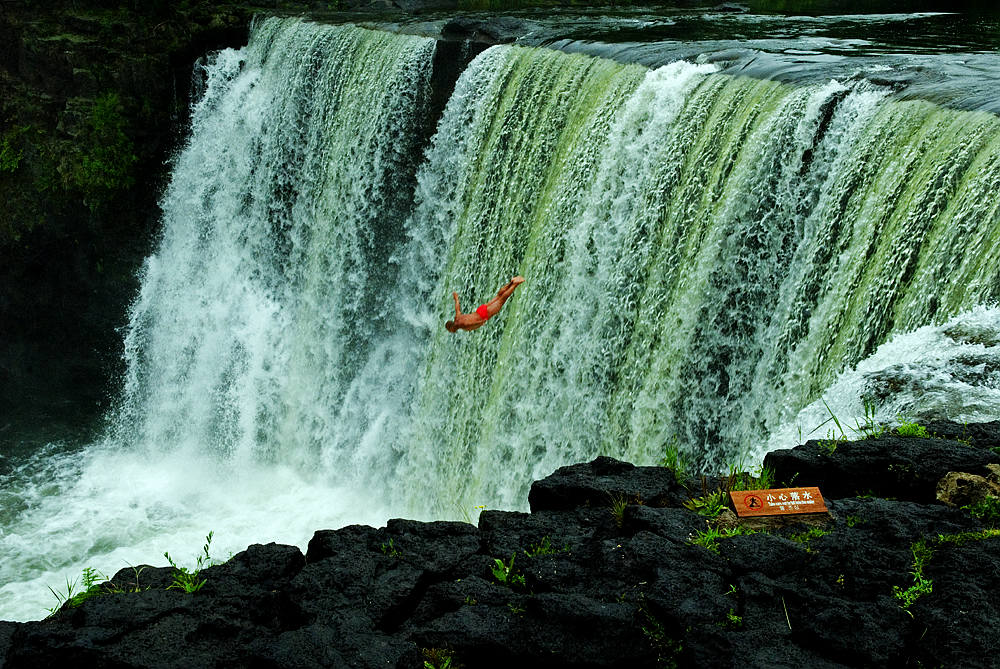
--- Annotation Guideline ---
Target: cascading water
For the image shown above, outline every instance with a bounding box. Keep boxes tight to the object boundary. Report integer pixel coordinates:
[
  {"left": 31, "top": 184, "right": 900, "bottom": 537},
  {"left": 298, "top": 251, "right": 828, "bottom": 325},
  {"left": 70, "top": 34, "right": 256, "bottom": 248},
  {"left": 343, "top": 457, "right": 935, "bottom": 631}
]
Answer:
[{"left": 2, "top": 15, "right": 999, "bottom": 622}]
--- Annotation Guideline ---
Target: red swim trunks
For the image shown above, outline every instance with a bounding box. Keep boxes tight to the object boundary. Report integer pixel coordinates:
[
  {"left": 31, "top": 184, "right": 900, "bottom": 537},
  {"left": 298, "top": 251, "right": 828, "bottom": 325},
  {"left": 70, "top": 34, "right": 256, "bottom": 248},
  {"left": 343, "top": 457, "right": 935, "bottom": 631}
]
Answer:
[{"left": 476, "top": 304, "right": 489, "bottom": 319}]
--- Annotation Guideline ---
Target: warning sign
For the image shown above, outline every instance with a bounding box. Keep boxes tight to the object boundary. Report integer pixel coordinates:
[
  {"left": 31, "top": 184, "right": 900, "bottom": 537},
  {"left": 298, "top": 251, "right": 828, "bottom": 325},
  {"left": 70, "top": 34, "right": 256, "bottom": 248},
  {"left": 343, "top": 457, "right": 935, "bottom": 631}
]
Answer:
[{"left": 730, "top": 487, "right": 828, "bottom": 518}]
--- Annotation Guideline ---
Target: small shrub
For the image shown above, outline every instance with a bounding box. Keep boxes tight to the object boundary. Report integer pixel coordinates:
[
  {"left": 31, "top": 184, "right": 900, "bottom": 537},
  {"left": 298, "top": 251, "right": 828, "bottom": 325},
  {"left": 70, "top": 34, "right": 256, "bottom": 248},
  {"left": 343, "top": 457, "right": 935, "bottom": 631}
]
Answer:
[
  {"left": 893, "top": 537, "right": 934, "bottom": 612},
  {"left": 491, "top": 554, "right": 525, "bottom": 589}
]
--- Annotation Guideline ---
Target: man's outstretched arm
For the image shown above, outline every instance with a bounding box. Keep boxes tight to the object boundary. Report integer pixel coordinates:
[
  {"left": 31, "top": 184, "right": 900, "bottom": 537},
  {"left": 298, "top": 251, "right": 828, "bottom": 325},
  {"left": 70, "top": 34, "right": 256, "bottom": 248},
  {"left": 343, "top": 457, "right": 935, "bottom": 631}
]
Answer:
[{"left": 452, "top": 292, "right": 462, "bottom": 318}]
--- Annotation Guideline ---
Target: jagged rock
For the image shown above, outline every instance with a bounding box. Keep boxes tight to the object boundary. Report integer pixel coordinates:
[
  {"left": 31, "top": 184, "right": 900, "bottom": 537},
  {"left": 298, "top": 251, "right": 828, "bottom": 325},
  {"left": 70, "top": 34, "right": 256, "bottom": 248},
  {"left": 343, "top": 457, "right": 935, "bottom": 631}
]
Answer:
[
  {"left": 527, "top": 455, "right": 690, "bottom": 512},
  {"left": 763, "top": 434, "right": 1000, "bottom": 502},
  {"left": 3, "top": 426, "right": 999, "bottom": 668},
  {"left": 936, "top": 470, "right": 1000, "bottom": 507}
]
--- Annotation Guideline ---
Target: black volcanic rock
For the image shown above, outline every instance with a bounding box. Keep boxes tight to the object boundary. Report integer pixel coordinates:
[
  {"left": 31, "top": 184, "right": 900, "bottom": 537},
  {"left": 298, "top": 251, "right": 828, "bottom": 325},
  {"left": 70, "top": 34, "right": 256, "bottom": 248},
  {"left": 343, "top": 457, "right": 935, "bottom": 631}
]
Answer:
[
  {"left": 2, "top": 422, "right": 999, "bottom": 668},
  {"left": 764, "top": 433, "right": 999, "bottom": 502}
]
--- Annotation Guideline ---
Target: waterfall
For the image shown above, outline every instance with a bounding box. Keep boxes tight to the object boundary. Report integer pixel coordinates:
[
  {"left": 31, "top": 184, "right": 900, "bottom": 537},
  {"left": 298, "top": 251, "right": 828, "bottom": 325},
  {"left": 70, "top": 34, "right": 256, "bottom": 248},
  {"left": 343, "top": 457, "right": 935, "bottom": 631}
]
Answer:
[
  {"left": 3, "top": 16, "right": 999, "bottom": 622},
  {"left": 101, "top": 18, "right": 1000, "bottom": 513}
]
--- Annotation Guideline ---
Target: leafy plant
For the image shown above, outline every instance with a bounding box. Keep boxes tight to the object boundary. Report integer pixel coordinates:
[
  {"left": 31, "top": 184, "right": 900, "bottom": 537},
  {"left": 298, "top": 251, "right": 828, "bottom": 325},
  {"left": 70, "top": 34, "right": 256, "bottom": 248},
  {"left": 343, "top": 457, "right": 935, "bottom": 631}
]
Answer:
[
  {"left": 789, "top": 527, "right": 830, "bottom": 552},
  {"left": 683, "top": 490, "right": 728, "bottom": 518},
  {"left": 725, "top": 462, "right": 775, "bottom": 492},
  {"left": 164, "top": 531, "right": 215, "bottom": 593},
  {"left": 491, "top": 554, "right": 525, "bottom": 589},
  {"left": 812, "top": 399, "right": 887, "bottom": 448},
  {"left": 380, "top": 538, "right": 402, "bottom": 558},
  {"left": 719, "top": 607, "right": 743, "bottom": 629},
  {"left": 422, "top": 647, "right": 456, "bottom": 669},
  {"left": 896, "top": 421, "right": 929, "bottom": 438}
]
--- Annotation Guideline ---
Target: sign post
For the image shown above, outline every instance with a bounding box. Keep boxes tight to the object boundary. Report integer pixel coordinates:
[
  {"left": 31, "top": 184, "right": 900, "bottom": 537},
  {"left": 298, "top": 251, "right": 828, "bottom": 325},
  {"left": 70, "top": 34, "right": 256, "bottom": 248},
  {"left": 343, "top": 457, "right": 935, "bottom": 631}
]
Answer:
[{"left": 730, "top": 487, "right": 828, "bottom": 518}]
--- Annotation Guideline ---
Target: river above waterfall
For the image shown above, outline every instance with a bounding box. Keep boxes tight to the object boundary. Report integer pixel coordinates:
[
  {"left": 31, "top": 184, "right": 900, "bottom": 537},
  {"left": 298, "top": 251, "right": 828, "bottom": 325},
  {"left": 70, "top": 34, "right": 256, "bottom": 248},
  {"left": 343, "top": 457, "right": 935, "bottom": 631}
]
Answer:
[{"left": 368, "top": 8, "right": 1000, "bottom": 113}]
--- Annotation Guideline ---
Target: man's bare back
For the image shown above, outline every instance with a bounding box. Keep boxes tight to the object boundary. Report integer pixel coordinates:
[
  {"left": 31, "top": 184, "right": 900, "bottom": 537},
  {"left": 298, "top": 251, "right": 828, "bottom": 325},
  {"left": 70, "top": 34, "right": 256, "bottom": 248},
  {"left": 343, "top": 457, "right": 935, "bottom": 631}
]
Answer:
[{"left": 446, "top": 276, "right": 525, "bottom": 333}]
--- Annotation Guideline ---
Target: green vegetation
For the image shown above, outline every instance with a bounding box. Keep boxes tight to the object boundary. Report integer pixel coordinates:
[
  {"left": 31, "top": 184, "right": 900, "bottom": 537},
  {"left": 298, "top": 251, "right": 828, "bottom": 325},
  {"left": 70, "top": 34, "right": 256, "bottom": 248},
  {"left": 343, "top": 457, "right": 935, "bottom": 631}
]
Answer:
[
  {"left": 46, "top": 566, "right": 108, "bottom": 615},
  {"left": 962, "top": 497, "right": 1000, "bottom": 526},
  {"left": 893, "top": 537, "right": 935, "bottom": 612},
  {"left": 896, "top": 421, "right": 929, "bottom": 438},
  {"left": 846, "top": 515, "right": 865, "bottom": 528},
  {"left": 689, "top": 526, "right": 757, "bottom": 554},
  {"left": 894, "top": 529, "right": 1000, "bottom": 613},
  {"left": 46, "top": 564, "right": 149, "bottom": 617},
  {"left": 491, "top": 554, "right": 526, "bottom": 589},
  {"left": 638, "top": 603, "right": 684, "bottom": 669},
  {"left": 725, "top": 461, "right": 775, "bottom": 492},
  {"left": 422, "top": 647, "right": 457, "bottom": 669},
  {"left": 683, "top": 490, "right": 728, "bottom": 518},
  {"left": 380, "top": 538, "right": 402, "bottom": 558},
  {"left": 789, "top": 527, "right": 830, "bottom": 552},
  {"left": 609, "top": 493, "right": 629, "bottom": 527},
  {"left": 660, "top": 436, "right": 690, "bottom": 483},
  {"left": 164, "top": 531, "right": 215, "bottom": 593},
  {"left": 814, "top": 400, "right": 887, "bottom": 451},
  {"left": 524, "top": 535, "right": 569, "bottom": 557},
  {"left": 0, "top": 126, "right": 29, "bottom": 174},
  {"left": 70, "top": 91, "right": 137, "bottom": 209},
  {"left": 719, "top": 607, "right": 743, "bottom": 629}
]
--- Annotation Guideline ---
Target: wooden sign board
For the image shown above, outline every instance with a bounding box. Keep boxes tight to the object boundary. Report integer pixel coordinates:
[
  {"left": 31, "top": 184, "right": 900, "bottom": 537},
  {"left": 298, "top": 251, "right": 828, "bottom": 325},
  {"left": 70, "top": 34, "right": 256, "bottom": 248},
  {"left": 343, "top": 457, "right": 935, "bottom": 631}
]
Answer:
[{"left": 730, "top": 487, "right": 828, "bottom": 518}]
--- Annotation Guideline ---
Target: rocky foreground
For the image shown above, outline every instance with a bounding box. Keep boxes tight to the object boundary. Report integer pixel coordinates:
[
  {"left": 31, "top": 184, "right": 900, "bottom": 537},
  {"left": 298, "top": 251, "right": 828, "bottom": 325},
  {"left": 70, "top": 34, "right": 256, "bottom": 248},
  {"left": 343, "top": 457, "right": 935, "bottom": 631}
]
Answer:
[{"left": 2, "top": 422, "right": 999, "bottom": 668}]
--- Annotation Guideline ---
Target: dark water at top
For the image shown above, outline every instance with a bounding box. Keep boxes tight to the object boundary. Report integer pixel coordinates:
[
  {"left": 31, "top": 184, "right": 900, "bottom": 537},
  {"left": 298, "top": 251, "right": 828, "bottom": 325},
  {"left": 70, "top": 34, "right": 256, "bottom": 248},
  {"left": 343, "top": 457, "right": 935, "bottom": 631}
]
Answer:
[{"left": 376, "top": 9, "right": 1000, "bottom": 113}]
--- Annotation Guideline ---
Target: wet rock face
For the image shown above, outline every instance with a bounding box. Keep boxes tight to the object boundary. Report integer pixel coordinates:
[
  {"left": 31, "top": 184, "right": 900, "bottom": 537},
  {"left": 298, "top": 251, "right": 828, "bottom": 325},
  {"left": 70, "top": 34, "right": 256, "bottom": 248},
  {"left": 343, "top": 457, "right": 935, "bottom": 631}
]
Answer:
[
  {"left": 2, "top": 421, "right": 998, "bottom": 668},
  {"left": 0, "top": 2, "right": 262, "bottom": 425}
]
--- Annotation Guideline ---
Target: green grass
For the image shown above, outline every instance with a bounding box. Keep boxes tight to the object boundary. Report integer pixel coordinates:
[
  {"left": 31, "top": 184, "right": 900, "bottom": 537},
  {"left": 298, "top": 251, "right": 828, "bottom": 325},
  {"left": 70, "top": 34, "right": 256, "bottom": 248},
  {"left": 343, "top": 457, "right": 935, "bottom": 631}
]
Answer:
[
  {"left": 164, "top": 531, "right": 215, "bottom": 593},
  {"left": 689, "top": 526, "right": 757, "bottom": 553},
  {"left": 524, "top": 535, "right": 568, "bottom": 557},
  {"left": 609, "top": 493, "right": 629, "bottom": 527},
  {"left": 660, "top": 436, "right": 690, "bottom": 483},
  {"left": 45, "top": 563, "right": 150, "bottom": 617},
  {"left": 46, "top": 566, "right": 107, "bottom": 615}
]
